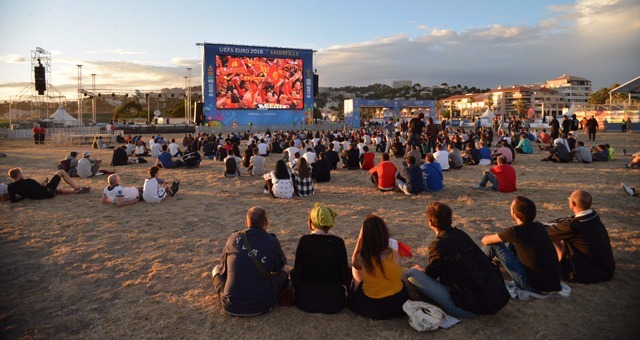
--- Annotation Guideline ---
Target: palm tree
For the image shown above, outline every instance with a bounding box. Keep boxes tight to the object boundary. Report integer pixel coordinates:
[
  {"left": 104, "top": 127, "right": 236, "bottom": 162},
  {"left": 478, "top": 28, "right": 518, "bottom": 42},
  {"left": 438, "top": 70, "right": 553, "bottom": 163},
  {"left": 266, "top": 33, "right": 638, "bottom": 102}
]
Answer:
[{"left": 513, "top": 99, "right": 527, "bottom": 118}]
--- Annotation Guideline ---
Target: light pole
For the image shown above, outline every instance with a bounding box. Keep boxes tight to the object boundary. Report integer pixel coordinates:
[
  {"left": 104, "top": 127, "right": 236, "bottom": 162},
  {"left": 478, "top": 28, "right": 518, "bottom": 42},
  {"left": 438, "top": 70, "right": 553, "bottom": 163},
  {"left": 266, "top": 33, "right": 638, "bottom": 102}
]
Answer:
[
  {"left": 186, "top": 67, "right": 192, "bottom": 123},
  {"left": 77, "top": 64, "right": 83, "bottom": 126},
  {"left": 91, "top": 74, "right": 96, "bottom": 124}
]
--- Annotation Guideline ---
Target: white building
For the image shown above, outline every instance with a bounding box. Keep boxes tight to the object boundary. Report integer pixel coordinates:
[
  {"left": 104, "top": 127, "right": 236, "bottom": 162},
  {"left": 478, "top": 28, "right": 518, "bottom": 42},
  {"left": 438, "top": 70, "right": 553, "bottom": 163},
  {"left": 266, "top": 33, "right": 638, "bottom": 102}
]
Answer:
[{"left": 544, "top": 74, "right": 592, "bottom": 106}]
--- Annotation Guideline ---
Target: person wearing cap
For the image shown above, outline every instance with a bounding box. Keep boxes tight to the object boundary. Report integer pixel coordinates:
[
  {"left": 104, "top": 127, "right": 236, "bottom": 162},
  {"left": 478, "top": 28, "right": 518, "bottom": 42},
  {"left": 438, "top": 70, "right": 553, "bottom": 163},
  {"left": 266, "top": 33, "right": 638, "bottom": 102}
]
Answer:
[
  {"left": 77, "top": 151, "right": 112, "bottom": 178},
  {"left": 290, "top": 204, "right": 350, "bottom": 314},
  {"left": 545, "top": 190, "right": 615, "bottom": 283}
]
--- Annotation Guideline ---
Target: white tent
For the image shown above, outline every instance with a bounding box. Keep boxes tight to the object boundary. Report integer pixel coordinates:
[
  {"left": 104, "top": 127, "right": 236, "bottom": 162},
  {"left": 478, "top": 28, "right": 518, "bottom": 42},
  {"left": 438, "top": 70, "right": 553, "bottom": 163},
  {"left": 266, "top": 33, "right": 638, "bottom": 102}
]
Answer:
[
  {"left": 48, "top": 106, "right": 78, "bottom": 126},
  {"left": 563, "top": 103, "right": 575, "bottom": 117},
  {"left": 479, "top": 108, "right": 495, "bottom": 119}
]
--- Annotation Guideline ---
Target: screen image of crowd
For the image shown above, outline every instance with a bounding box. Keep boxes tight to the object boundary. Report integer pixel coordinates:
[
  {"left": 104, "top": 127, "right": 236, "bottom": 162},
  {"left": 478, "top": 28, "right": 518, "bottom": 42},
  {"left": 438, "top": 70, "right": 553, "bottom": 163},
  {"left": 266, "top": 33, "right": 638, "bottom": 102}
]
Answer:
[{"left": 215, "top": 55, "right": 304, "bottom": 110}]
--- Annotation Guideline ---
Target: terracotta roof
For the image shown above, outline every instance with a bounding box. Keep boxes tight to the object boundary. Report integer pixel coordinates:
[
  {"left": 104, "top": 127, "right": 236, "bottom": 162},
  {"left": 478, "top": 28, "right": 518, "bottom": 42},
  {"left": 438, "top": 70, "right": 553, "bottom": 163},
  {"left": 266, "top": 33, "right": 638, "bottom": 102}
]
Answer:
[{"left": 549, "top": 73, "right": 589, "bottom": 81}]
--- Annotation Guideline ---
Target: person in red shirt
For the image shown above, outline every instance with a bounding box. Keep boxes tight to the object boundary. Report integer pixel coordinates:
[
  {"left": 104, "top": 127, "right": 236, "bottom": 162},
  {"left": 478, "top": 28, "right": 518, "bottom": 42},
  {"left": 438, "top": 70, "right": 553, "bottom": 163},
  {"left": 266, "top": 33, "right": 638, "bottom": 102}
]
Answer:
[
  {"left": 475, "top": 155, "right": 516, "bottom": 192},
  {"left": 360, "top": 146, "right": 375, "bottom": 170},
  {"left": 369, "top": 153, "right": 397, "bottom": 191}
]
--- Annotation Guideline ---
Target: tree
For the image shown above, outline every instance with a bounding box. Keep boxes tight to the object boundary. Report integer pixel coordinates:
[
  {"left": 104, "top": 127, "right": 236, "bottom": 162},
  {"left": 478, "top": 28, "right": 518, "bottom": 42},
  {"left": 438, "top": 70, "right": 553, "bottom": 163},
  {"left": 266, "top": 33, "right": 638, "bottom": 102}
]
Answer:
[
  {"left": 588, "top": 84, "right": 623, "bottom": 105},
  {"left": 113, "top": 100, "right": 144, "bottom": 121},
  {"left": 484, "top": 96, "right": 494, "bottom": 110},
  {"left": 513, "top": 99, "right": 527, "bottom": 118}
]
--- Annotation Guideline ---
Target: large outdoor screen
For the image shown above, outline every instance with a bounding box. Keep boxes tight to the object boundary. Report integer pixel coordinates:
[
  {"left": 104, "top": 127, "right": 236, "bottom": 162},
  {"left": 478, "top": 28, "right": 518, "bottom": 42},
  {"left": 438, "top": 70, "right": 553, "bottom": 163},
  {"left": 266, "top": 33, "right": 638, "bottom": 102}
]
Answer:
[
  {"left": 202, "top": 43, "right": 314, "bottom": 126},
  {"left": 216, "top": 55, "right": 304, "bottom": 110}
]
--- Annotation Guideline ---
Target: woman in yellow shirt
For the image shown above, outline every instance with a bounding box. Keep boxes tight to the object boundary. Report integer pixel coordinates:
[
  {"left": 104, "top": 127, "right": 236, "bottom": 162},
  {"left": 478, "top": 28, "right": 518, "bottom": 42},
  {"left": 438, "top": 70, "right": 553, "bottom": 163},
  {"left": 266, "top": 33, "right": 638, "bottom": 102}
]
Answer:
[{"left": 350, "top": 214, "right": 409, "bottom": 319}]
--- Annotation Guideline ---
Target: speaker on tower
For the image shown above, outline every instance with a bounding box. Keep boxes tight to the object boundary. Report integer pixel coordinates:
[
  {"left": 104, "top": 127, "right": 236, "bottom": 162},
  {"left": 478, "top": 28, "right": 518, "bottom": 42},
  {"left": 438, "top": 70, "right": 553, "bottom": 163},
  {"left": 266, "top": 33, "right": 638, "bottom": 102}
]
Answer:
[
  {"left": 35, "top": 65, "right": 46, "bottom": 95},
  {"left": 313, "top": 74, "right": 319, "bottom": 97},
  {"left": 194, "top": 102, "right": 204, "bottom": 125}
]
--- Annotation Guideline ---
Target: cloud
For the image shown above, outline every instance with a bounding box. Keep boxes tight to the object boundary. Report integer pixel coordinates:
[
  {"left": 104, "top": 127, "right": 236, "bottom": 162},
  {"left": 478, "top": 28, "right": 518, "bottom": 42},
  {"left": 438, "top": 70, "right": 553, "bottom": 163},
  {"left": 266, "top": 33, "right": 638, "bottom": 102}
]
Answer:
[
  {"left": 315, "top": 0, "right": 640, "bottom": 90},
  {"left": 170, "top": 57, "right": 199, "bottom": 68},
  {"left": 104, "top": 49, "right": 147, "bottom": 55},
  {"left": 0, "top": 54, "right": 27, "bottom": 63}
]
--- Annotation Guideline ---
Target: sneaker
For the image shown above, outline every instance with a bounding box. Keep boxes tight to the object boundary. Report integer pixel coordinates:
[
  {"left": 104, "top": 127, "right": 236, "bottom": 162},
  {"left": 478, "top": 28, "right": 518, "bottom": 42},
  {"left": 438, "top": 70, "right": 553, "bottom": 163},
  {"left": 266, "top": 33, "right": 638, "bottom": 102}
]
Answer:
[
  {"left": 622, "top": 149, "right": 627, "bottom": 156},
  {"left": 473, "top": 184, "right": 483, "bottom": 189},
  {"left": 76, "top": 186, "right": 91, "bottom": 194},
  {"left": 622, "top": 183, "right": 635, "bottom": 197},
  {"left": 263, "top": 189, "right": 269, "bottom": 195},
  {"left": 170, "top": 181, "right": 180, "bottom": 196}
]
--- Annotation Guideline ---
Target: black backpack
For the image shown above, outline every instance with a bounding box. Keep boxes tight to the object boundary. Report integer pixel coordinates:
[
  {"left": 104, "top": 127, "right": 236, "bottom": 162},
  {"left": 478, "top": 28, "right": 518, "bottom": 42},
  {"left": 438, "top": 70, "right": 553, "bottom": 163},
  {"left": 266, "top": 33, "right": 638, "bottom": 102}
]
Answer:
[
  {"left": 225, "top": 156, "right": 237, "bottom": 175},
  {"left": 449, "top": 242, "right": 511, "bottom": 315}
]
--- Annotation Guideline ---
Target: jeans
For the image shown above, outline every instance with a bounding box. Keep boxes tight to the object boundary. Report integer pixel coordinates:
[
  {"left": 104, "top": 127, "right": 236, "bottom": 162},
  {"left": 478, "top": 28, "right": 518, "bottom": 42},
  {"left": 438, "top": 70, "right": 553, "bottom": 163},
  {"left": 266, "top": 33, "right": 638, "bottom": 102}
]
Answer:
[
  {"left": 406, "top": 268, "right": 476, "bottom": 319},
  {"left": 484, "top": 243, "right": 537, "bottom": 293},
  {"left": 478, "top": 172, "right": 499, "bottom": 190}
]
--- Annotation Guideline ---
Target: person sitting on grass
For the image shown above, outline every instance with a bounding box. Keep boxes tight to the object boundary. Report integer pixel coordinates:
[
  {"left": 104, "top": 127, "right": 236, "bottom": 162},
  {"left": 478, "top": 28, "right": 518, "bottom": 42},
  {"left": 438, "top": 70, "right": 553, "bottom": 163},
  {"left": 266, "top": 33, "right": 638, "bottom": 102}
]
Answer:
[
  {"left": 248, "top": 148, "right": 265, "bottom": 176},
  {"left": 77, "top": 151, "right": 113, "bottom": 178},
  {"left": 156, "top": 144, "right": 185, "bottom": 169},
  {"left": 101, "top": 174, "right": 143, "bottom": 206},
  {"left": 360, "top": 145, "right": 375, "bottom": 171},
  {"left": 311, "top": 151, "right": 331, "bottom": 183},
  {"left": 570, "top": 141, "right": 592, "bottom": 163},
  {"left": 515, "top": 133, "right": 533, "bottom": 154},
  {"left": 350, "top": 214, "right": 409, "bottom": 320},
  {"left": 292, "top": 158, "right": 315, "bottom": 197},
  {"left": 407, "top": 202, "right": 509, "bottom": 318},
  {"left": 142, "top": 166, "right": 178, "bottom": 203},
  {"left": 475, "top": 155, "right": 516, "bottom": 192},
  {"left": 369, "top": 153, "right": 397, "bottom": 192},
  {"left": 223, "top": 150, "right": 242, "bottom": 177},
  {"left": 545, "top": 190, "right": 615, "bottom": 283},
  {"left": 591, "top": 145, "right": 609, "bottom": 162},
  {"left": 7, "top": 167, "right": 90, "bottom": 203},
  {"left": 212, "top": 206, "right": 289, "bottom": 316},
  {"left": 541, "top": 139, "right": 571, "bottom": 162},
  {"left": 263, "top": 159, "right": 294, "bottom": 199},
  {"left": 482, "top": 196, "right": 561, "bottom": 293},
  {"left": 395, "top": 155, "right": 426, "bottom": 196},
  {"left": 421, "top": 153, "right": 444, "bottom": 192},
  {"left": 291, "top": 204, "right": 351, "bottom": 314}
]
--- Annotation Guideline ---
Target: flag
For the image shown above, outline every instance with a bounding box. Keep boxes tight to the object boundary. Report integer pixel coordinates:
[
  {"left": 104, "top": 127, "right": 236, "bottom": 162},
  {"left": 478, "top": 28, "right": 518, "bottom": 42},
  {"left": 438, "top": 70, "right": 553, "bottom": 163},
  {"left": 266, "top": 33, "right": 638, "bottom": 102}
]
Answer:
[{"left": 389, "top": 238, "right": 412, "bottom": 258}]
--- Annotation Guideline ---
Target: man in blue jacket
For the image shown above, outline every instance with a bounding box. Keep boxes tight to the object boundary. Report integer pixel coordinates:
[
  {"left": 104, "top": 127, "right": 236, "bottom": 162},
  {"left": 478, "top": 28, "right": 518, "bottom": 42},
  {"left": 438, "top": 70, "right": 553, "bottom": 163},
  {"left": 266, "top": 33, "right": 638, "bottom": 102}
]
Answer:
[{"left": 212, "top": 206, "right": 289, "bottom": 316}]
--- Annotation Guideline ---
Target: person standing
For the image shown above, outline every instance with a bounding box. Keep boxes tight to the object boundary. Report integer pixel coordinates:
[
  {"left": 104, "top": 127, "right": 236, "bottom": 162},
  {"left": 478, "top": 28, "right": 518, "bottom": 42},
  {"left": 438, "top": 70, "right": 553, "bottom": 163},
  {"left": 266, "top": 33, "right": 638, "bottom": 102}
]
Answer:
[{"left": 586, "top": 115, "right": 599, "bottom": 141}]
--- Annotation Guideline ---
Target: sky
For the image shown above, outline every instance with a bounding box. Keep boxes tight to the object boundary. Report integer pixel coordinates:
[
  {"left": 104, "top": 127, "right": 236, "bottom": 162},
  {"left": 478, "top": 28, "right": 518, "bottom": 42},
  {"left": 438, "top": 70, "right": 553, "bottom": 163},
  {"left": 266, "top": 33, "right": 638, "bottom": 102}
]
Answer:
[{"left": 0, "top": 0, "right": 639, "bottom": 101}]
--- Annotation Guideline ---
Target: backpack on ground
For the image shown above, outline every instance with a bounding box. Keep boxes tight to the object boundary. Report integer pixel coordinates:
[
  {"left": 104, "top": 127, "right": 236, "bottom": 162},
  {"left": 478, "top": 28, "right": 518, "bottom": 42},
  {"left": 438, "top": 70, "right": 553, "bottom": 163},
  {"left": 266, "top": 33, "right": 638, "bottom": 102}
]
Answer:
[{"left": 450, "top": 243, "right": 510, "bottom": 315}]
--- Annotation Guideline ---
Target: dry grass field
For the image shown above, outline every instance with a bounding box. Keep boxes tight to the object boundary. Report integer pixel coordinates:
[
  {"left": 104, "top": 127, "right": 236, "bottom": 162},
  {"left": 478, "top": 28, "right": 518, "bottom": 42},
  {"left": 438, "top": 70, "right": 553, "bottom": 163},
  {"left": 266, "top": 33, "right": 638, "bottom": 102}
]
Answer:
[{"left": 1, "top": 131, "right": 639, "bottom": 339}]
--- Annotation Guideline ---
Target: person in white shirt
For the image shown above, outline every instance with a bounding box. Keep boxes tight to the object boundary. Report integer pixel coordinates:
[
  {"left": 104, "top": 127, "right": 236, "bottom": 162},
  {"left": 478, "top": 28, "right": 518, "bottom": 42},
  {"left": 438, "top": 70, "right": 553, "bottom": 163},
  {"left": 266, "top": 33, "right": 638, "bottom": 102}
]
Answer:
[
  {"left": 302, "top": 148, "right": 317, "bottom": 165},
  {"left": 257, "top": 139, "right": 270, "bottom": 156},
  {"left": 77, "top": 151, "right": 110, "bottom": 178},
  {"left": 168, "top": 138, "right": 182, "bottom": 157},
  {"left": 151, "top": 139, "right": 162, "bottom": 158},
  {"left": 248, "top": 148, "right": 266, "bottom": 176},
  {"left": 101, "top": 174, "right": 142, "bottom": 206},
  {"left": 433, "top": 144, "right": 451, "bottom": 171},
  {"left": 283, "top": 141, "right": 299, "bottom": 163},
  {"left": 143, "top": 166, "right": 178, "bottom": 203}
]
